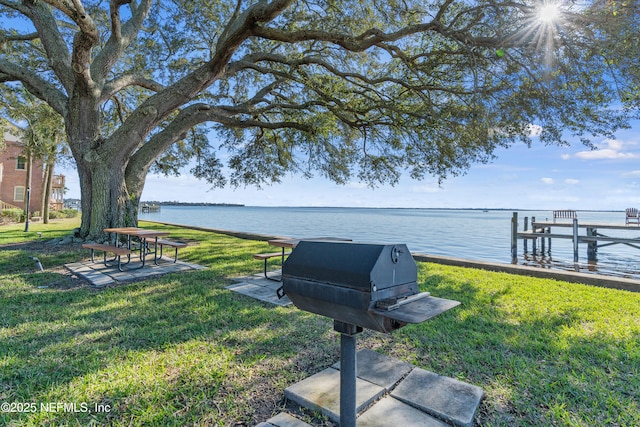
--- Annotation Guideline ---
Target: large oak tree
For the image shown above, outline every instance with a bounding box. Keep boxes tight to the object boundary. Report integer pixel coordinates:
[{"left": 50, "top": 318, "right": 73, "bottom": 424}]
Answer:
[{"left": 1, "top": 0, "right": 637, "bottom": 240}]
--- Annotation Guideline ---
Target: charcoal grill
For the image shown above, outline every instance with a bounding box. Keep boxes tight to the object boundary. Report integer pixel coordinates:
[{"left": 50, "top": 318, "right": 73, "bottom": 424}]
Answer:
[{"left": 280, "top": 240, "right": 460, "bottom": 426}]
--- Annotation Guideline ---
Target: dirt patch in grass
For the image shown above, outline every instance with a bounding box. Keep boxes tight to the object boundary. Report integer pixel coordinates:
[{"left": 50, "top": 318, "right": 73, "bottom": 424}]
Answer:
[{"left": 0, "top": 239, "right": 80, "bottom": 253}]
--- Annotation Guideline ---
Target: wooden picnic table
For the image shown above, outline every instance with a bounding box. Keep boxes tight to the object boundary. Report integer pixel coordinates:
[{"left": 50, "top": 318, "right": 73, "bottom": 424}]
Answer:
[
  {"left": 104, "top": 227, "right": 170, "bottom": 267},
  {"left": 256, "top": 237, "right": 352, "bottom": 282},
  {"left": 268, "top": 236, "right": 352, "bottom": 249}
]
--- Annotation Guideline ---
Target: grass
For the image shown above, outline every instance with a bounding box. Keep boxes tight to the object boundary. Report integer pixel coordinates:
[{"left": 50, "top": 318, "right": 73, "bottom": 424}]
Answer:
[{"left": 0, "top": 219, "right": 638, "bottom": 426}]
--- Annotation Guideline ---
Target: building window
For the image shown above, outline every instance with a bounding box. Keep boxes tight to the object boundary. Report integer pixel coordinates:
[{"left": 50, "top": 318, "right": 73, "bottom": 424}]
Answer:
[
  {"left": 0, "top": 163, "right": 3, "bottom": 182},
  {"left": 14, "top": 186, "right": 25, "bottom": 202},
  {"left": 16, "top": 156, "right": 26, "bottom": 170}
]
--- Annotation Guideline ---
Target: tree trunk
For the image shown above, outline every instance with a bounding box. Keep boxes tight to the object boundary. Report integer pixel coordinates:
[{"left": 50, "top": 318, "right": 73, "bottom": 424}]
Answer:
[
  {"left": 42, "top": 160, "right": 55, "bottom": 224},
  {"left": 76, "top": 158, "right": 133, "bottom": 240},
  {"left": 72, "top": 143, "right": 151, "bottom": 241},
  {"left": 40, "top": 162, "right": 49, "bottom": 222}
]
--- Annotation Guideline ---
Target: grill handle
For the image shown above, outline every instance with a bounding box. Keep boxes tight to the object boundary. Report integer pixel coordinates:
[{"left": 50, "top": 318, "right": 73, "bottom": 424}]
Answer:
[{"left": 375, "top": 291, "right": 430, "bottom": 311}]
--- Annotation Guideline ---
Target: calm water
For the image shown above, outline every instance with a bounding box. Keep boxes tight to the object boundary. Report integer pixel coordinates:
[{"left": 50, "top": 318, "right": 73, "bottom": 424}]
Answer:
[{"left": 140, "top": 206, "right": 640, "bottom": 279}]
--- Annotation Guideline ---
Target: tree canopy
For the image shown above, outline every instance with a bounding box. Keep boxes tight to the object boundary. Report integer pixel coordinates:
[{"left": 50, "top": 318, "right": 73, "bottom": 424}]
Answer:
[{"left": 1, "top": 0, "right": 638, "bottom": 239}]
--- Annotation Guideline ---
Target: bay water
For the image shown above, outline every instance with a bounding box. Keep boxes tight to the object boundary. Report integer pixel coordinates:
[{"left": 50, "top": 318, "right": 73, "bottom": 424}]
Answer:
[{"left": 140, "top": 206, "right": 640, "bottom": 279}]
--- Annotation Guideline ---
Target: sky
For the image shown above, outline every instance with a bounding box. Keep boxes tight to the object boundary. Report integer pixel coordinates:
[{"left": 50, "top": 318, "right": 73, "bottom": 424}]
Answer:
[
  {"left": 57, "top": 119, "right": 640, "bottom": 210},
  {"left": 7, "top": 3, "right": 639, "bottom": 211}
]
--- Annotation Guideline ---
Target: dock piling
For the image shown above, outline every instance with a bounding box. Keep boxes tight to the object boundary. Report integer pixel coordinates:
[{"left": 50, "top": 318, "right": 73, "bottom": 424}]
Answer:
[
  {"left": 511, "top": 212, "right": 518, "bottom": 259},
  {"left": 573, "top": 218, "right": 579, "bottom": 262},
  {"left": 587, "top": 227, "right": 597, "bottom": 261},
  {"left": 532, "top": 216, "right": 537, "bottom": 254},
  {"left": 523, "top": 216, "right": 528, "bottom": 253}
]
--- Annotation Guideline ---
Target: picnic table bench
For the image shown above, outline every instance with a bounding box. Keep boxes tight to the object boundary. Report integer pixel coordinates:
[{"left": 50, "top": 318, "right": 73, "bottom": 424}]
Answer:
[
  {"left": 156, "top": 239, "right": 188, "bottom": 263},
  {"left": 82, "top": 243, "right": 131, "bottom": 271},
  {"left": 253, "top": 251, "right": 292, "bottom": 281}
]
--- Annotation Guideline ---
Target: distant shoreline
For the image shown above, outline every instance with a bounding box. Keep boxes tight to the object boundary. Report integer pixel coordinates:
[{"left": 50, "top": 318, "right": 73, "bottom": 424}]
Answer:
[
  {"left": 139, "top": 203, "right": 622, "bottom": 212},
  {"left": 142, "top": 202, "right": 245, "bottom": 207}
]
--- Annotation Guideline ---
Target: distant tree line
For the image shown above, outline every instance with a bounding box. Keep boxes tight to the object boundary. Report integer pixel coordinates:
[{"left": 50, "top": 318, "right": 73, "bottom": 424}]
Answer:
[{"left": 141, "top": 201, "right": 244, "bottom": 207}]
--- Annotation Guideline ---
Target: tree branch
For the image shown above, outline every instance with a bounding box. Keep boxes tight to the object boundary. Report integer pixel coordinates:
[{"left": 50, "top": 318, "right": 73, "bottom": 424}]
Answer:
[
  {"left": 251, "top": 23, "right": 445, "bottom": 52},
  {"left": 20, "top": 0, "right": 75, "bottom": 92},
  {"left": 0, "top": 0, "right": 25, "bottom": 11},
  {"left": 0, "top": 31, "right": 39, "bottom": 43},
  {"left": 92, "top": 0, "right": 153, "bottom": 84},
  {"left": 0, "top": 59, "right": 68, "bottom": 115},
  {"left": 127, "top": 102, "right": 312, "bottom": 179},
  {"left": 110, "top": 0, "right": 295, "bottom": 156},
  {"left": 100, "top": 75, "right": 165, "bottom": 103},
  {"left": 38, "top": 0, "right": 99, "bottom": 93}
]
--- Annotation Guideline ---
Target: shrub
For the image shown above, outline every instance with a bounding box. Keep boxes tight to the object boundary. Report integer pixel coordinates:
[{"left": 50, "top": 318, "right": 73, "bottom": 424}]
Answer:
[
  {"left": 49, "top": 209, "right": 79, "bottom": 219},
  {"left": 1, "top": 208, "right": 25, "bottom": 223},
  {"left": 60, "top": 208, "right": 79, "bottom": 218}
]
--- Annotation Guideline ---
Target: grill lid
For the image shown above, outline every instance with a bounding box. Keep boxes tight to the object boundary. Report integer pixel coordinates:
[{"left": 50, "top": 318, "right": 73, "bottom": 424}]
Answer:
[{"left": 282, "top": 240, "right": 417, "bottom": 292}]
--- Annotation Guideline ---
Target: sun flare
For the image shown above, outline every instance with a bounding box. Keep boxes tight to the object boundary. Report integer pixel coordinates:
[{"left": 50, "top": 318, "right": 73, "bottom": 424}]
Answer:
[{"left": 538, "top": 2, "right": 561, "bottom": 23}]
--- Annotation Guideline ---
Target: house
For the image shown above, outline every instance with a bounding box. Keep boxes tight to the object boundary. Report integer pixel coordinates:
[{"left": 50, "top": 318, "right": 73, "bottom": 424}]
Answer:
[{"left": 1, "top": 131, "right": 66, "bottom": 215}]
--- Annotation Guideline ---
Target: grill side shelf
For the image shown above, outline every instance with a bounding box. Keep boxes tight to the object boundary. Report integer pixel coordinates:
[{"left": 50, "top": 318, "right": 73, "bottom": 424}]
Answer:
[{"left": 370, "top": 296, "right": 460, "bottom": 324}]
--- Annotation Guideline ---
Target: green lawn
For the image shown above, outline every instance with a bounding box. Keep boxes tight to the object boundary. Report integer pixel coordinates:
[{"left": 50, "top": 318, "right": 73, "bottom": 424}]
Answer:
[{"left": 1, "top": 220, "right": 638, "bottom": 426}]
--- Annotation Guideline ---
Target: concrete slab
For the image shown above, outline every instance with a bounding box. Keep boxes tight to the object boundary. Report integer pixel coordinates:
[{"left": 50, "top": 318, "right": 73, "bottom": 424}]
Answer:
[
  {"left": 226, "top": 274, "right": 292, "bottom": 306},
  {"left": 391, "top": 368, "right": 484, "bottom": 427},
  {"left": 276, "top": 350, "right": 484, "bottom": 427},
  {"left": 65, "top": 259, "right": 206, "bottom": 287},
  {"left": 284, "top": 367, "right": 385, "bottom": 423},
  {"left": 257, "top": 412, "right": 313, "bottom": 427},
  {"left": 229, "top": 272, "right": 267, "bottom": 283},
  {"left": 332, "top": 348, "right": 414, "bottom": 391},
  {"left": 357, "top": 396, "right": 451, "bottom": 427}
]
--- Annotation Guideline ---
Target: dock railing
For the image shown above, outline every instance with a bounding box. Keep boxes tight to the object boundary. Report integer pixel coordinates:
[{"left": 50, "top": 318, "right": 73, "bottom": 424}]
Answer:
[
  {"left": 511, "top": 211, "right": 640, "bottom": 263},
  {"left": 553, "top": 210, "right": 577, "bottom": 223}
]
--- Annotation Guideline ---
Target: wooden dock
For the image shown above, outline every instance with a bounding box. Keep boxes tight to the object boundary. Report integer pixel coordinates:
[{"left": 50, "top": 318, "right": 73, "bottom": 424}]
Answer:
[
  {"left": 510, "top": 211, "right": 640, "bottom": 262},
  {"left": 140, "top": 204, "right": 161, "bottom": 213}
]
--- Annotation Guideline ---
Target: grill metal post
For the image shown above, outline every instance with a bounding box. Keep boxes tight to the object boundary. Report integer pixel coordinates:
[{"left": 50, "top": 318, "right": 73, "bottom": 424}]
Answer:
[{"left": 335, "top": 321, "right": 362, "bottom": 427}]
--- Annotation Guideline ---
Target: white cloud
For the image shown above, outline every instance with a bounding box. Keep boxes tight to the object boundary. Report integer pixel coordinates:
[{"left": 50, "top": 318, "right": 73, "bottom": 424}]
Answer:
[
  {"left": 607, "top": 139, "right": 624, "bottom": 150},
  {"left": 564, "top": 178, "right": 579, "bottom": 185},
  {"left": 575, "top": 149, "right": 636, "bottom": 160},
  {"left": 574, "top": 138, "right": 638, "bottom": 160},
  {"left": 527, "top": 124, "right": 543, "bottom": 137},
  {"left": 561, "top": 154, "right": 571, "bottom": 160},
  {"left": 541, "top": 177, "right": 554, "bottom": 184}
]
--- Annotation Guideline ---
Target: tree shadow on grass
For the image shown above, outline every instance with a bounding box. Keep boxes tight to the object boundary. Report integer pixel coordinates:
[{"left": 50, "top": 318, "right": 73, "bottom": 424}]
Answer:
[
  {"left": 0, "top": 245, "right": 85, "bottom": 276},
  {"left": 0, "top": 268, "right": 340, "bottom": 426}
]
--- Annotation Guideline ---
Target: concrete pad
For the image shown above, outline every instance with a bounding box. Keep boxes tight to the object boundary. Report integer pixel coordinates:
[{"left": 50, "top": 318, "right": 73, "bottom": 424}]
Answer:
[
  {"left": 65, "top": 259, "right": 206, "bottom": 287},
  {"left": 86, "top": 274, "right": 113, "bottom": 287},
  {"left": 357, "top": 396, "right": 451, "bottom": 427},
  {"left": 229, "top": 272, "right": 265, "bottom": 283},
  {"left": 332, "top": 349, "right": 414, "bottom": 391},
  {"left": 225, "top": 276, "right": 292, "bottom": 306},
  {"left": 257, "top": 412, "right": 313, "bottom": 427},
  {"left": 284, "top": 367, "right": 385, "bottom": 423},
  {"left": 391, "top": 368, "right": 484, "bottom": 427}
]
